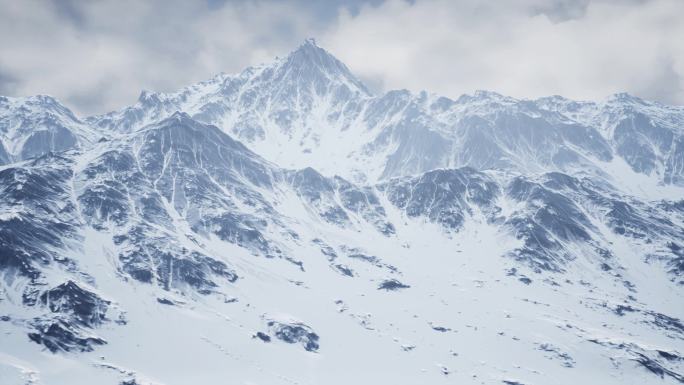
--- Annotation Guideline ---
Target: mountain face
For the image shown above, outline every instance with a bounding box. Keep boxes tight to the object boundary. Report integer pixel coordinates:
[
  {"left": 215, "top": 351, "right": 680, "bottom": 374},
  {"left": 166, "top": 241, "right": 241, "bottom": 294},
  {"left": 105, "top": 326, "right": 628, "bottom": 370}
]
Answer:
[{"left": 1, "top": 41, "right": 684, "bottom": 385}]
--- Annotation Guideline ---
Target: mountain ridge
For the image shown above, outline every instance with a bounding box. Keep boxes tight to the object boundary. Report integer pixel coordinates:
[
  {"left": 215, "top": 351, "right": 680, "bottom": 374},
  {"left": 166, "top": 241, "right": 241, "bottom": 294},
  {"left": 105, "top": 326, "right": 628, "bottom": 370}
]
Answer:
[
  {"left": 4, "top": 40, "right": 684, "bottom": 188},
  {"left": 78, "top": 39, "right": 684, "bottom": 188}
]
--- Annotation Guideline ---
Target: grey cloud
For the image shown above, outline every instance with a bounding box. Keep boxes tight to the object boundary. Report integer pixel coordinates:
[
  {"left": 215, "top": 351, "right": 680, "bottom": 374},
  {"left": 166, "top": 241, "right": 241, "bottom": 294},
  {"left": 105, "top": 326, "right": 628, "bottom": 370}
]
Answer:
[
  {"left": 0, "top": 69, "right": 19, "bottom": 95},
  {"left": 0, "top": 0, "right": 331, "bottom": 114},
  {"left": 634, "top": 55, "right": 684, "bottom": 105},
  {"left": 52, "top": 0, "right": 87, "bottom": 26},
  {"left": 530, "top": 0, "right": 591, "bottom": 22},
  {"left": 323, "top": 0, "right": 684, "bottom": 106}
]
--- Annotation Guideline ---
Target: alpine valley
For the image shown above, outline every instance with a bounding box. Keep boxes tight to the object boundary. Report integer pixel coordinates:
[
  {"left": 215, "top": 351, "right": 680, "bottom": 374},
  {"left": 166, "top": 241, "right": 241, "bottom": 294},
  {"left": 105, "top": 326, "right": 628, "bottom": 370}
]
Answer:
[{"left": 1, "top": 39, "right": 684, "bottom": 385}]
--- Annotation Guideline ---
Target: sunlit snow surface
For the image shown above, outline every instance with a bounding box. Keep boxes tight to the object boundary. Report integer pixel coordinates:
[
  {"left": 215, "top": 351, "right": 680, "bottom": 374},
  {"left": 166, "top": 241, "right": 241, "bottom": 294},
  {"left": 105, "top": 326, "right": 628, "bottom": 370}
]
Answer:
[{"left": 1, "top": 41, "right": 684, "bottom": 385}]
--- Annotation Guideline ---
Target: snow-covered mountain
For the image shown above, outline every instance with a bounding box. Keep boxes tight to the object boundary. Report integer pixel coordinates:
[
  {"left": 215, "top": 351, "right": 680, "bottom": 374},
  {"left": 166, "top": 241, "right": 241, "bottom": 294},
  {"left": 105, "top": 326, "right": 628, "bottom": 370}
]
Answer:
[
  {"left": 1, "top": 40, "right": 684, "bottom": 385},
  {"left": 88, "top": 39, "right": 684, "bottom": 189},
  {"left": 0, "top": 95, "right": 99, "bottom": 165}
]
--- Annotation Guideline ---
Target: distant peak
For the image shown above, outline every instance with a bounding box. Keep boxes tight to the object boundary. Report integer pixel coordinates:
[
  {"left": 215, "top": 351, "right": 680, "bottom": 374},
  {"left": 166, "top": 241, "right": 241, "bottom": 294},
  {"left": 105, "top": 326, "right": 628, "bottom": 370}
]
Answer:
[
  {"left": 150, "top": 111, "right": 193, "bottom": 127},
  {"left": 30, "top": 94, "right": 57, "bottom": 102},
  {"left": 138, "top": 90, "right": 150, "bottom": 100},
  {"left": 287, "top": 38, "right": 332, "bottom": 62},
  {"left": 138, "top": 90, "right": 160, "bottom": 104},
  {"left": 606, "top": 92, "right": 644, "bottom": 104},
  {"left": 144, "top": 111, "right": 198, "bottom": 132},
  {"left": 455, "top": 90, "right": 513, "bottom": 104},
  {"left": 473, "top": 90, "right": 505, "bottom": 99},
  {"left": 170, "top": 111, "right": 191, "bottom": 121},
  {"left": 0, "top": 94, "right": 80, "bottom": 121},
  {"left": 281, "top": 39, "right": 372, "bottom": 96},
  {"left": 5, "top": 94, "right": 61, "bottom": 106},
  {"left": 290, "top": 38, "right": 322, "bottom": 55}
]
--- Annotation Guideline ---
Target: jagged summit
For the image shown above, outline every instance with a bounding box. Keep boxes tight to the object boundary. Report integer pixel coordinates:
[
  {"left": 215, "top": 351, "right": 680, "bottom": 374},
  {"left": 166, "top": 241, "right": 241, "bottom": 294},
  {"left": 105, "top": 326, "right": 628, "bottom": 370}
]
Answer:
[
  {"left": 277, "top": 38, "right": 371, "bottom": 96},
  {"left": 606, "top": 92, "right": 646, "bottom": 104},
  {"left": 284, "top": 38, "right": 343, "bottom": 71},
  {"left": 86, "top": 39, "right": 373, "bottom": 135},
  {"left": 0, "top": 94, "right": 100, "bottom": 164},
  {"left": 137, "top": 89, "right": 162, "bottom": 104},
  {"left": 0, "top": 94, "right": 79, "bottom": 120}
]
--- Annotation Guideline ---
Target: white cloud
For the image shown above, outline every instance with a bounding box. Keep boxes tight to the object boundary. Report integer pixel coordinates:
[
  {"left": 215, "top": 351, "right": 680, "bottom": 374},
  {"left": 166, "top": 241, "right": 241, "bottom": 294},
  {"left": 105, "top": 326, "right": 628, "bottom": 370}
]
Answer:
[
  {"left": 0, "top": 0, "right": 682, "bottom": 115},
  {"left": 0, "top": 0, "right": 318, "bottom": 114},
  {"left": 321, "top": 0, "right": 684, "bottom": 104}
]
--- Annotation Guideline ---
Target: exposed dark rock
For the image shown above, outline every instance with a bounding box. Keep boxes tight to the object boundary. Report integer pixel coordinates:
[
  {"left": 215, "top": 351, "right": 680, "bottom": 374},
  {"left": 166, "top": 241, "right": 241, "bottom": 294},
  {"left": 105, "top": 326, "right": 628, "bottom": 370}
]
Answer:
[
  {"left": 331, "top": 264, "right": 354, "bottom": 277},
  {"left": 334, "top": 176, "right": 395, "bottom": 235},
  {"left": 431, "top": 325, "right": 451, "bottom": 332},
  {"left": 39, "top": 281, "right": 109, "bottom": 327},
  {"left": 378, "top": 279, "right": 410, "bottom": 291},
  {"left": 538, "top": 343, "right": 575, "bottom": 368},
  {"left": 658, "top": 350, "right": 683, "bottom": 361},
  {"left": 312, "top": 238, "right": 338, "bottom": 261},
  {"left": 383, "top": 168, "right": 498, "bottom": 231},
  {"left": 197, "top": 212, "right": 272, "bottom": 255},
  {"left": 28, "top": 318, "right": 106, "bottom": 353},
  {"left": 0, "top": 158, "right": 80, "bottom": 281},
  {"left": 614, "top": 304, "right": 638, "bottom": 316},
  {"left": 288, "top": 168, "right": 350, "bottom": 227},
  {"left": 633, "top": 352, "right": 684, "bottom": 382},
  {"left": 505, "top": 175, "right": 596, "bottom": 271},
  {"left": 117, "top": 228, "right": 238, "bottom": 293},
  {"left": 267, "top": 320, "right": 320, "bottom": 352},
  {"left": 647, "top": 311, "right": 684, "bottom": 335},
  {"left": 348, "top": 253, "right": 379, "bottom": 263},
  {"left": 254, "top": 332, "right": 271, "bottom": 342}
]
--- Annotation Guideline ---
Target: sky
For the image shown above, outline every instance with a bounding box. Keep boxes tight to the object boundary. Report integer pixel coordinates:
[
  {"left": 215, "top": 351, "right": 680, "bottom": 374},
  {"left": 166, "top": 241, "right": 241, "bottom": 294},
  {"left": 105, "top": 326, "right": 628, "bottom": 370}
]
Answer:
[{"left": 1, "top": 0, "right": 683, "bottom": 115}]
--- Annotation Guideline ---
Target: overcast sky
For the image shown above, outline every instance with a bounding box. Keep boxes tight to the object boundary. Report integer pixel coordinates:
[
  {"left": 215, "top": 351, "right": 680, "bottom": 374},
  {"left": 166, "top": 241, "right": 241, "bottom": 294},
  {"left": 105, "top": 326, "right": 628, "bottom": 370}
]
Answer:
[{"left": 1, "top": 0, "right": 683, "bottom": 115}]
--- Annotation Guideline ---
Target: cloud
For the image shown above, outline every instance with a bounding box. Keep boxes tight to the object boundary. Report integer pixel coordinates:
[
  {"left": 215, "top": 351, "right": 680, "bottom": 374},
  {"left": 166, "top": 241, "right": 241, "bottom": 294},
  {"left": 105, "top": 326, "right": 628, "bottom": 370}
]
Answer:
[
  {"left": 321, "top": 0, "right": 684, "bottom": 105},
  {"left": 0, "top": 0, "right": 322, "bottom": 115},
  {"left": 0, "top": 0, "right": 682, "bottom": 115}
]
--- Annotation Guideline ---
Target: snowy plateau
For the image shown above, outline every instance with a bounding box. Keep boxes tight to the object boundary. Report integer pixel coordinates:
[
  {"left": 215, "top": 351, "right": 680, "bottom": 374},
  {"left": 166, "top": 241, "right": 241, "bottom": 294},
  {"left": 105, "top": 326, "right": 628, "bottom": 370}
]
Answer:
[{"left": 1, "top": 39, "right": 684, "bottom": 385}]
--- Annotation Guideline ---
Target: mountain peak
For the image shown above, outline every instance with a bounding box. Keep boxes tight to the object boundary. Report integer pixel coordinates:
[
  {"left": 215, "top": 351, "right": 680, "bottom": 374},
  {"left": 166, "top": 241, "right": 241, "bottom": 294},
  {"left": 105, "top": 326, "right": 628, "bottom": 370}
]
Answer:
[
  {"left": 0, "top": 94, "right": 80, "bottom": 124},
  {"left": 158, "top": 110, "right": 194, "bottom": 127},
  {"left": 301, "top": 37, "right": 318, "bottom": 47},
  {"left": 285, "top": 38, "right": 343, "bottom": 70},
  {"left": 290, "top": 37, "right": 325, "bottom": 56},
  {"left": 137, "top": 89, "right": 159, "bottom": 104},
  {"left": 1, "top": 94, "right": 62, "bottom": 110},
  {"left": 456, "top": 90, "right": 517, "bottom": 105},
  {"left": 279, "top": 38, "right": 372, "bottom": 96},
  {"left": 605, "top": 92, "right": 647, "bottom": 106}
]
